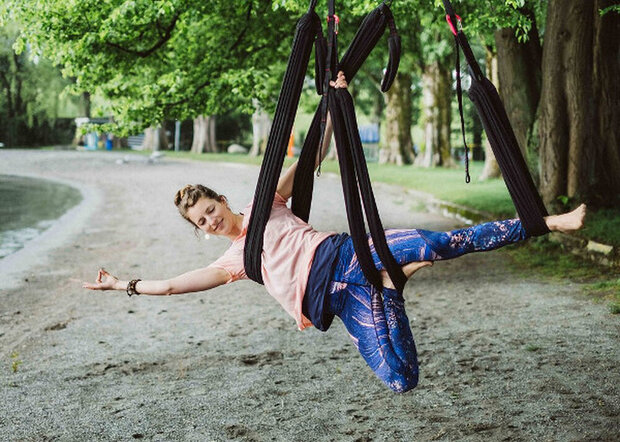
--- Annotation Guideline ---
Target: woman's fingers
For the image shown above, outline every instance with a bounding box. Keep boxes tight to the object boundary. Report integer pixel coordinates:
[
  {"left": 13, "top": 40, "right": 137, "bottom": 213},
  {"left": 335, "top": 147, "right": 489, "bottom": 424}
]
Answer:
[
  {"left": 329, "top": 80, "right": 348, "bottom": 89},
  {"left": 82, "top": 282, "right": 101, "bottom": 290},
  {"left": 329, "top": 71, "right": 348, "bottom": 89},
  {"left": 85, "top": 268, "right": 116, "bottom": 290}
]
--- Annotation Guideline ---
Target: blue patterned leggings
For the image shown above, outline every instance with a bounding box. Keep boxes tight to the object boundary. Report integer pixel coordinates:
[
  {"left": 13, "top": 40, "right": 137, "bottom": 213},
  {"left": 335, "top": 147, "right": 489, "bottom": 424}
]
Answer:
[{"left": 327, "top": 219, "right": 528, "bottom": 393}]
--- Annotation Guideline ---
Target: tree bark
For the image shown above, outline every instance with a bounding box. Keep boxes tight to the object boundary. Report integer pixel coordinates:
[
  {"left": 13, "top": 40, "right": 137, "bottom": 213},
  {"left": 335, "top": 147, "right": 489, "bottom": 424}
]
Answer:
[
  {"left": 418, "top": 61, "right": 452, "bottom": 167},
  {"left": 141, "top": 126, "right": 168, "bottom": 151},
  {"left": 494, "top": 20, "right": 542, "bottom": 158},
  {"left": 382, "top": 72, "right": 413, "bottom": 165},
  {"left": 591, "top": 1, "right": 620, "bottom": 205},
  {"left": 82, "top": 92, "right": 91, "bottom": 119},
  {"left": 250, "top": 100, "right": 271, "bottom": 156},
  {"left": 479, "top": 47, "right": 501, "bottom": 180},
  {"left": 538, "top": 0, "right": 620, "bottom": 208},
  {"left": 191, "top": 115, "right": 217, "bottom": 153}
]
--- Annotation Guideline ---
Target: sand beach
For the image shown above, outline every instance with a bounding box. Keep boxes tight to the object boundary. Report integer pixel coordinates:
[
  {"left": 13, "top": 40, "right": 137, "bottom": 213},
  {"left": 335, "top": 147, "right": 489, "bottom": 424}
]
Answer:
[{"left": 0, "top": 149, "right": 618, "bottom": 441}]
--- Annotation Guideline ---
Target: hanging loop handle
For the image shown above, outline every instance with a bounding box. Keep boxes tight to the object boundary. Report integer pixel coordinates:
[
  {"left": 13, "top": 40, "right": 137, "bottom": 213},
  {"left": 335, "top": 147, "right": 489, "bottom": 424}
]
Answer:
[{"left": 327, "top": 14, "right": 340, "bottom": 34}]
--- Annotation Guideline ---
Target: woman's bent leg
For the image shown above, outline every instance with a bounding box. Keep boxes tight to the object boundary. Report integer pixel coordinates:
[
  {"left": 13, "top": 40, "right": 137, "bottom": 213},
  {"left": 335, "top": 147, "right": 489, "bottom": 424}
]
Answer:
[
  {"left": 326, "top": 219, "right": 528, "bottom": 392},
  {"left": 328, "top": 282, "right": 418, "bottom": 393}
]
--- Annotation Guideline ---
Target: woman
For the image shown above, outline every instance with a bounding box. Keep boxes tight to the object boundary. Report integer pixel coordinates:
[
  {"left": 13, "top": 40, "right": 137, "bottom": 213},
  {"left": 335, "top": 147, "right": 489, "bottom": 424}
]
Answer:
[{"left": 84, "top": 72, "right": 586, "bottom": 392}]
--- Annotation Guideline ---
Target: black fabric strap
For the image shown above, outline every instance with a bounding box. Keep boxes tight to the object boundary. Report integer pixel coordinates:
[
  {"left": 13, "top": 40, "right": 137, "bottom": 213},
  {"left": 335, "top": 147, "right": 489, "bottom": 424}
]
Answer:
[
  {"left": 244, "top": 7, "right": 322, "bottom": 284},
  {"left": 335, "top": 89, "right": 407, "bottom": 292},
  {"left": 248, "top": 1, "right": 408, "bottom": 295},
  {"left": 293, "top": 1, "right": 406, "bottom": 294},
  {"left": 440, "top": 0, "right": 549, "bottom": 236}
]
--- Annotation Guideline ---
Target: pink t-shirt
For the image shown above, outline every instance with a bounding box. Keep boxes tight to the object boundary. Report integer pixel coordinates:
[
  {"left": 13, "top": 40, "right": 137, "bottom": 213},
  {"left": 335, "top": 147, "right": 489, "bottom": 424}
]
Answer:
[{"left": 208, "top": 193, "right": 334, "bottom": 330}]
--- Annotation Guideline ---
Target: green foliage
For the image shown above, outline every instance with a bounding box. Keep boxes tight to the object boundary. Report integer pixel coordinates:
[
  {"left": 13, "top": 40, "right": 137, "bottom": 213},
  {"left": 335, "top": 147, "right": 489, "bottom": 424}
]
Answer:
[
  {"left": 600, "top": 5, "right": 620, "bottom": 16},
  {"left": 2, "top": 0, "right": 296, "bottom": 135},
  {"left": 578, "top": 208, "right": 620, "bottom": 247},
  {"left": 583, "top": 279, "right": 620, "bottom": 315},
  {"left": 0, "top": 24, "right": 82, "bottom": 146},
  {"left": 506, "top": 236, "right": 613, "bottom": 282},
  {"left": 433, "top": 0, "right": 546, "bottom": 43}
]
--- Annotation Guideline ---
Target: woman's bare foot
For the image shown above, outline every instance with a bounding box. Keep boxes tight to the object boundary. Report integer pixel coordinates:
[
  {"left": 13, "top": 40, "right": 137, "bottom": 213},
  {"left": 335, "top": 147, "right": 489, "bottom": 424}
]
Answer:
[
  {"left": 545, "top": 203, "right": 587, "bottom": 233},
  {"left": 381, "top": 261, "right": 434, "bottom": 289}
]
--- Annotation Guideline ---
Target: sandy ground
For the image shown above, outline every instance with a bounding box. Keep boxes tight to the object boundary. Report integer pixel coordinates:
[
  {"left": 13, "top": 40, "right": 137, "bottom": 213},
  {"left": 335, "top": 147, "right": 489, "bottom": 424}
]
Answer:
[{"left": 0, "top": 149, "right": 618, "bottom": 442}]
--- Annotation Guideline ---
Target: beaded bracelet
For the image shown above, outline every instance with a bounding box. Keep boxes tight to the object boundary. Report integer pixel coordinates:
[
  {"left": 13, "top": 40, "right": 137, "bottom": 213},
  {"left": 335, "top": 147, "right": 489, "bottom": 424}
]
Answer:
[{"left": 127, "top": 279, "right": 142, "bottom": 297}]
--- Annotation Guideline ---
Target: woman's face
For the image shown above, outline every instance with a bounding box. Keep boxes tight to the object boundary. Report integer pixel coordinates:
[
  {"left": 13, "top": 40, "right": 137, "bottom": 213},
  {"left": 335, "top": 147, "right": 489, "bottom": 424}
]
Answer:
[{"left": 186, "top": 196, "right": 235, "bottom": 237}]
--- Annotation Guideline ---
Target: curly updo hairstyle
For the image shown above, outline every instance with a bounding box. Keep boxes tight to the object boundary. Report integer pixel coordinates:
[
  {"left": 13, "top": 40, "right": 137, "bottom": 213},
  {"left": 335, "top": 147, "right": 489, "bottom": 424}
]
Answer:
[{"left": 174, "top": 184, "right": 224, "bottom": 228}]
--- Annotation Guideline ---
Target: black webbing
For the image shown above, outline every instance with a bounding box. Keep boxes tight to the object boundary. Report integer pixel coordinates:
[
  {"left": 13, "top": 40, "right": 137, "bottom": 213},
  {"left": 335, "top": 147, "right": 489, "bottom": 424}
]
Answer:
[
  {"left": 291, "top": 99, "right": 324, "bottom": 222},
  {"left": 338, "top": 2, "right": 400, "bottom": 90},
  {"left": 292, "top": 1, "right": 407, "bottom": 294},
  {"left": 329, "top": 91, "right": 384, "bottom": 290},
  {"left": 244, "top": 7, "right": 323, "bottom": 284},
  {"left": 293, "top": 1, "right": 401, "bottom": 223},
  {"left": 335, "top": 88, "right": 407, "bottom": 292},
  {"left": 441, "top": 0, "right": 549, "bottom": 236},
  {"left": 247, "top": 0, "right": 407, "bottom": 294},
  {"left": 317, "top": 0, "right": 338, "bottom": 171}
]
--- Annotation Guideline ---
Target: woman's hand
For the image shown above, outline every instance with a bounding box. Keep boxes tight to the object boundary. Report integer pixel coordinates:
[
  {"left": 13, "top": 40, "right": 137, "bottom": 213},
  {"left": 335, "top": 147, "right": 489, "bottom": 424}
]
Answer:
[
  {"left": 83, "top": 268, "right": 121, "bottom": 291},
  {"left": 330, "top": 71, "right": 348, "bottom": 89}
]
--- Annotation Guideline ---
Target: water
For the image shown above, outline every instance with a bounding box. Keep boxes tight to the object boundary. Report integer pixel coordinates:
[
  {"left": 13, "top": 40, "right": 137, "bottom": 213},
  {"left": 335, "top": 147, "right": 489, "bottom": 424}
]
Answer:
[{"left": 0, "top": 175, "right": 82, "bottom": 259}]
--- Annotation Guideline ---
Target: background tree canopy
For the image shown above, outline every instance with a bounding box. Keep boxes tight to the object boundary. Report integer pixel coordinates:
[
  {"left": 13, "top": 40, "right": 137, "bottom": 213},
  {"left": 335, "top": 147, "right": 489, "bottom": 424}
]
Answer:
[
  {"left": 1, "top": 0, "right": 297, "bottom": 135},
  {"left": 1, "top": 0, "right": 618, "bottom": 208}
]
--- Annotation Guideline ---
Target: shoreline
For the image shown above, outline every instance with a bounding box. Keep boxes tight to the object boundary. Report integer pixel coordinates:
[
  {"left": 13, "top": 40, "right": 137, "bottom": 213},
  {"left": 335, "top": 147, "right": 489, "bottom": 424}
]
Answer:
[{"left": 0, "top": 172, "right": 103, "bottom": 291}]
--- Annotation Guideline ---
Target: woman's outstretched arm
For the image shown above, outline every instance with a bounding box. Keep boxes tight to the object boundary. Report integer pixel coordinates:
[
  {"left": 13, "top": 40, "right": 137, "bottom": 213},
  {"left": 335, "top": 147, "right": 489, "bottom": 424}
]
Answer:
[{"left": 83, "top": 266, "right": 230, "bottom": 296}]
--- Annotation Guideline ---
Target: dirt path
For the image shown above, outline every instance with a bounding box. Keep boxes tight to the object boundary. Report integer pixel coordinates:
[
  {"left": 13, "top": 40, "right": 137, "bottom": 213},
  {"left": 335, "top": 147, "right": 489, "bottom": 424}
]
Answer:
[{"left": 1, "top": 150, "right": 618, "bottom": 441}]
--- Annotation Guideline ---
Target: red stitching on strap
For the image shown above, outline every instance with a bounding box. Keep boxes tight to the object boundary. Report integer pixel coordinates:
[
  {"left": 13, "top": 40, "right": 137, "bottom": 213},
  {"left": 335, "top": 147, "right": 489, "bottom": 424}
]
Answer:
[{"left": 445, "top": 14, "right": 461, "bottom": 36}]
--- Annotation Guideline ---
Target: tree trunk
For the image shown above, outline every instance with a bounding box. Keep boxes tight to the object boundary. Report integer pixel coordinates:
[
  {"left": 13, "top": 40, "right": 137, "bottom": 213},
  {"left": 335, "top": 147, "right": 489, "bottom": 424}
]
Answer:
[
  {"left": 250, "top": 100, "right": 271, "bottom": 156},
  {"left": 418, "top": 61, "right": 452, "bottom": 167},
  {"left": 494, "top": 15, "right": 543, "bottom": 185},
  {"left": 538, "top": 0, "right": 620, "bottom": 209},
  {"left": 82, "top": 92, "right": 91, "bottom": 118},
  {"left": 141, "top": 126, "right": 168, "bottom": 151},
  {"left": 495, "top": 25, "right": 542, "bottom": 157},
  {"left": 479, "top": 47, "right": 502, "bottom": 180},
  {"left": 191, "top": 115, "right": 217, "bottom": 153},
  {"left": 591, "top": 1, "right": 620, "bottom": 206},
  {"left": 382, "top": 72, "right": 413, "bottom": 165}
]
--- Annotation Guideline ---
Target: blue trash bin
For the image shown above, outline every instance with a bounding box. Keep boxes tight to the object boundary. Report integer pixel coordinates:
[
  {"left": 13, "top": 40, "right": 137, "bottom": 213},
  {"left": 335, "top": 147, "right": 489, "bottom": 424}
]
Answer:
[{"left": 105, "top": 134, "right": 113, "bottom": 150}]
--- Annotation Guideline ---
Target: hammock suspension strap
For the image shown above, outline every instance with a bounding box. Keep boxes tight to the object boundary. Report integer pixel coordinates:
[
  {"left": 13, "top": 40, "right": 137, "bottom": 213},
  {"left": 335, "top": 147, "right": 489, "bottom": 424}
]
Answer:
[{"left": 441, "top": 0, "right": 550, "bottom": 237}]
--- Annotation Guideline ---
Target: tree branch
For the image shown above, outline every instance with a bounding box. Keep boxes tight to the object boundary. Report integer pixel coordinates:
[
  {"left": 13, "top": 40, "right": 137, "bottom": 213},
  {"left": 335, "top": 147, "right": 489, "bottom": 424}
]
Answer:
[
  {"left": 228, "top": 3, "right": 253, "bottom": 53},
  {"left": 105, "top": 12, "right": 180, "bottom": 58}
]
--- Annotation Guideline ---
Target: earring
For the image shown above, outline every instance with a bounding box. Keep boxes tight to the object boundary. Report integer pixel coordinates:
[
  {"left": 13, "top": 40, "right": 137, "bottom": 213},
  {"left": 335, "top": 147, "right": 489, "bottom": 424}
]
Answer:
[{"left": 204, "top": 233, "right": 210, "bottom": 240}]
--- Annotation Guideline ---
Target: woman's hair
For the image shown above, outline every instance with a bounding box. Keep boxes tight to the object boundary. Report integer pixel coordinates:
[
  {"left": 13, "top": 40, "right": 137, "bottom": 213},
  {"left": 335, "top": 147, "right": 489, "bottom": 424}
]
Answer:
[{"left": 174, "top": 184, "right": 223, "bottom": 227}]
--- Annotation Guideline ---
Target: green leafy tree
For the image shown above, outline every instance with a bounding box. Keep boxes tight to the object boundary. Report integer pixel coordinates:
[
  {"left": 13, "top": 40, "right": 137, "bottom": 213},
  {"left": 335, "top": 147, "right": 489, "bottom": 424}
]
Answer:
[
  {"left": 441, "top": 0, "right": 620, "bottom": 208},
  {"left": 1, "top": 0, "right": 296, "bottom": 137},
  {"left": 0, "top": 24, "right": 81, "bottom": 146}
]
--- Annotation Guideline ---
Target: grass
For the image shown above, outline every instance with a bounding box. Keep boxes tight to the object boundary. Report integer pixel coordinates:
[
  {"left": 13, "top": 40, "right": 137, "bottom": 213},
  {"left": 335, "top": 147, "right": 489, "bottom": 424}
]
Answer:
[
  {"left": 583, "top": 279, "right": 620, "bottom": 314},
  {"left": 32, "top": 147, "right": 618, "bottom": 245},
  {"left": 141, "top": 150, "right": 516, "bottom": 217},
  {"left": 10, "top": 352, "right": 21, "bottom": 373},
  {"left": 505, "top": 237, "right": 620, "bottom": 314},
  {"left": 577, "top": 208, "right": 620, "bottom": 247}
]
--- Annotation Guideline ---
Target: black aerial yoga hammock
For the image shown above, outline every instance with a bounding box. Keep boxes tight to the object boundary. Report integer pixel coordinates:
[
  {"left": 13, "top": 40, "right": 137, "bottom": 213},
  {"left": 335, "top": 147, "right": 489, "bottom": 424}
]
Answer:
[
  {"left": 244, "top": 0, "right": 407, "bottom": 295},
  {"left": 441, "top": 0, "right": 549, "bottom": 237}
]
